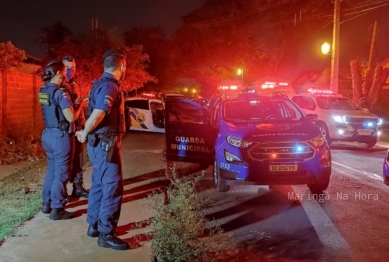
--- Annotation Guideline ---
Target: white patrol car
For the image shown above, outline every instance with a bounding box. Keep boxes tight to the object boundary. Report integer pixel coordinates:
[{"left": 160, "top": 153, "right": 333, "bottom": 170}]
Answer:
[
  {"left": 291, "top": 88, "right": 382, "bottom": 147},
  {"left": 124, "top": 97, "right": 165, "bottom": 133}
]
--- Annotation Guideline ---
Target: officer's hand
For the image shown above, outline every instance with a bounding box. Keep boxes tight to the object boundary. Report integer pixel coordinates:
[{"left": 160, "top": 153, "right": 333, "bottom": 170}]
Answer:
[
  {"left": 80, "top": 99, "right": 88, "bottom": 108},
  {"left": 76, "top": 130, "right": 87, "bottom": 143}
]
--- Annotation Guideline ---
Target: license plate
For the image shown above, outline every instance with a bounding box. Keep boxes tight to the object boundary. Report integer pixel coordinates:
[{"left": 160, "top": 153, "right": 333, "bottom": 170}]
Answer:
[
  {"left": 357, "top": 129, "right": 372, "bottom": 136},
  {"left": 269, "top": 164, "right": 298, "bottom": 172}
]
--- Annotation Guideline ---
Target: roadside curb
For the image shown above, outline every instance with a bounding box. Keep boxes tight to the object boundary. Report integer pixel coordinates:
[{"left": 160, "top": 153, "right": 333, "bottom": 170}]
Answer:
[{"left": 376, "top": 142, "right": 389, "bottom": 149}]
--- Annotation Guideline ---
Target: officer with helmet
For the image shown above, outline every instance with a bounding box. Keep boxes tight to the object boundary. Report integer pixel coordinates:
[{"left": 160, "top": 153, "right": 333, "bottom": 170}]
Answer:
[
  {"left": 39, "top": 60, "right": 86, "bottom": 220},
  {"left": 62, "top": 55, "right": 89, "bottom": 198},
  {"left": 76, "top": 48, "right": 129, "bottom": 250}
]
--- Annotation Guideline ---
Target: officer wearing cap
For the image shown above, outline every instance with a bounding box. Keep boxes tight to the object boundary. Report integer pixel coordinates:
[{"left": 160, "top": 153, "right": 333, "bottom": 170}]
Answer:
[
  {"left": 62, "top": 56, "right": 89, "bottom": 199},
  {"left": 76, "top": 48, "right": 129, "bottom": 250},
  {"left": 39, "top": 60, "right": 85, "bottom": 220}
]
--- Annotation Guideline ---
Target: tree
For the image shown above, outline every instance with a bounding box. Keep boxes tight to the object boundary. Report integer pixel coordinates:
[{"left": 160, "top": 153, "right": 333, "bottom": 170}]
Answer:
[
  {"left": 167, "top": 0, "right": 269, "bottom": 96},
  {"left": 37, "top": 21, "right": 73, "bottom": 57},
  {"left": 51, "top": 29, "right": 156, "bottom": 97},
  {"left": 169, "top": 0, "right": 336, "bottom": 87},
  {"left": 123, "top": 27, "right": 172, "bottom": 89},
  {"left": 0, "top": 41, "right": 26, "bottom": 70}
]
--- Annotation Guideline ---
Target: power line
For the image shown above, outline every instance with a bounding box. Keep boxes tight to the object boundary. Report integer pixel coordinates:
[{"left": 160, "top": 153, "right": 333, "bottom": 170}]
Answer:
[
  {"left": 315, "top": 1, "right": 389, "bottom": 32},
  {"left": 186, "top": 0, "right": 389, "bottom": 33}
]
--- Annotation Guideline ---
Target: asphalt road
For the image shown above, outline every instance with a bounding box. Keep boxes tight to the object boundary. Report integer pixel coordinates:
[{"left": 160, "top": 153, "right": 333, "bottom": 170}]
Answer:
[
  {"left": 198, "top": 140, "right": 389, "bottom": 262},
  {"left": 1, "top": 132, "right": 389, "bottom": 262}
]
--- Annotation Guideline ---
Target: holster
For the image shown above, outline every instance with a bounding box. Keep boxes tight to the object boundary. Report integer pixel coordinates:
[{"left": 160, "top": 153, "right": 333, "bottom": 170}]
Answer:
[
  {"left": 58, "top": 121, "right": 70, "bottom": 132},
  {"left": 99, "top": 134, "right": 118, "bottom": 163},
  {"left": 87, "top": 134, "right": 99, "bottom": 147}
]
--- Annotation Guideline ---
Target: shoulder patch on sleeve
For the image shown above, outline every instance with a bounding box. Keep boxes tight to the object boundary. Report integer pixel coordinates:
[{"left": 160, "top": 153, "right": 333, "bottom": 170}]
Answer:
[
  {"left": 104, "top": 96, "right": 113, "bottom": 107},
  {"left": 62, "top": 92, "right": 71, "bottom": 101}
]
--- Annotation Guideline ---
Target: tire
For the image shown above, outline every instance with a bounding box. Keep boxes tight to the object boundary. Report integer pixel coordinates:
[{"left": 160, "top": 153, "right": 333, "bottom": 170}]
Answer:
[
  {"left": 308, "top": 177, "right": 330, "bottom": 194},
  {"left": 365, "top": 138, "right": 377, "bottom": 148},
  {"left": 213, "top": 159, "right": 230, "bottom": 192},
  {"left": 316, "top": 122, "right": 332, "bottom": 145}
]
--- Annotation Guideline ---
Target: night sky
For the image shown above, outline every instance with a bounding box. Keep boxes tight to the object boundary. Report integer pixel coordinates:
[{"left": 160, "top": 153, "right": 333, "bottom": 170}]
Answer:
[
  {"left": 0, "top": 0, "right": 388, "bottom": 70},
  {"left": 0, "top": 0, "right": 206, "bottom": 58}
]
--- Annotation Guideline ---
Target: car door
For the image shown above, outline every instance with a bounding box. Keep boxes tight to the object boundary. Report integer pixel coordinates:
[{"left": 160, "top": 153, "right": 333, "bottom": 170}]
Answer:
[
  {"left": 125, "top": 99, "right": 151, "bottom": 131},
  {"left": 165, "top": 98, "right": 215, "bottom": 164}
]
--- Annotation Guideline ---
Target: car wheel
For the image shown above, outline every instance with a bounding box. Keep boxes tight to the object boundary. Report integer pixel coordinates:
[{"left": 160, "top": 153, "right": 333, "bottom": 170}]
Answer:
[
  {"left": 316, "top": 122, "right": 332, "bottom": 145},
  {"left": 308, "top": 177, "right": 330, "bottom": 194},
  {"left": 365, "top": 138, "right": 377, "bottom": 148},
  {"left": 213, "top": 159, "right": 230, "bottom": 192}
]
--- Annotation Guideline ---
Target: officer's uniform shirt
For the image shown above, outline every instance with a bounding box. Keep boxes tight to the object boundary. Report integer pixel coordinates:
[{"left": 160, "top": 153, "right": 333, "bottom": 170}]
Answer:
[{"left": 94, "top": 72, "right": 119, "bottom": 117}]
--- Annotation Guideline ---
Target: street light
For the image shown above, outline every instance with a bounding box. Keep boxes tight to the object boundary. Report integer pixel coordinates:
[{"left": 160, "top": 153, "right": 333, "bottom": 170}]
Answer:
[
  {"left": 321, "top": 42, "right": 331, "bottom": 55},
  {"left": 237, "top": 68, "right": 243, "bottom": 81}
]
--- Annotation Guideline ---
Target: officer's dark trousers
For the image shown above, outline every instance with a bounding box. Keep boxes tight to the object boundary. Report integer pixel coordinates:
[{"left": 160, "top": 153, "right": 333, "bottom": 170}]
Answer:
[
  {"left": 42, "top": 128, "right": 73, "bottom": 208},
  {"left": 86, "top": 138, "right": 123, "bottom": 235},
  {"left": 70, "top": 139, "right": 84, "bottom": 184}
]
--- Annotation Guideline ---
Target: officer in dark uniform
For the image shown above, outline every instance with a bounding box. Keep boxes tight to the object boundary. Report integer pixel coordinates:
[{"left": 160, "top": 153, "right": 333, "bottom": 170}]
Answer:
[
  {"left": 39, "top": 60, "right": 86, "bottom": 220},
  {"left": 62, "top": 56, "right": 89, "bottom": 198},
  {"left": 76, "top": 48, "right": 129, "bottom": 250}
]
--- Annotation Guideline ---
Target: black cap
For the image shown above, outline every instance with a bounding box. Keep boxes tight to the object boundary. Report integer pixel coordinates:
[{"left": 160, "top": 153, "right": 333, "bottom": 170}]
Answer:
[{"left": 102, "top": 48, "right": 126, "bottom": 61}]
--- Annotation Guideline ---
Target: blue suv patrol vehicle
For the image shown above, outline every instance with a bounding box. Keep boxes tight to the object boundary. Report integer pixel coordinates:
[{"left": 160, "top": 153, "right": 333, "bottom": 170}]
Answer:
[{"left": 164, "top": 93, "right": 331, "bottom": 193}]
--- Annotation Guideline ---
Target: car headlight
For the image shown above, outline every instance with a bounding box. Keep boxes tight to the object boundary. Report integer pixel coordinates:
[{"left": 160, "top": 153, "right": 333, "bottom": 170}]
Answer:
[
  {"left": 224, "top": 149, "right": 242, "bottom": 162},
  {"left": 378, "top": 118, "right": 383, "bottom": 126},
  {"left": 308, "top": 134, "right": 326, "bottom": 148},
  {"left": 332, "top": 115, "right": 348, "bottom": 124},
  {"left": 226, "top": 135, "right": 253, "bottom": 148}
]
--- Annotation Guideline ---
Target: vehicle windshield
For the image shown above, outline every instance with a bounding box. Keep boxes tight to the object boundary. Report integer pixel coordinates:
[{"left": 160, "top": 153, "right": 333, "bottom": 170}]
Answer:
[
  {"left": 316, "top": 97, "right": 358, "bottom": 110},
  {"left": 223, "top": 98, "right": 304, "bottom": 123}
]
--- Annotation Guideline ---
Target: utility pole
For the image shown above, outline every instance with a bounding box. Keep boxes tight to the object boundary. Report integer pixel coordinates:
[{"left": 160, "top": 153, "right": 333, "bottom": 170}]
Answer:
[
  {"left": 367, "top": 21, "right": 378, "bottom": 70},
  {"left": 330, "top": 0, "right": 341, "bottom": 94}
]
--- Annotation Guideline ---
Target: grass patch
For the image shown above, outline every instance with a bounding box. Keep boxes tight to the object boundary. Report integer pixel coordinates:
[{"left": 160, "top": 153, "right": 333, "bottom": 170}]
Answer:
[
  {"left": 0, "top": 159, "right": 46, "bottom": 244},
  {"left": 0, "top": 142, "right": 90, "bottom": 246}
]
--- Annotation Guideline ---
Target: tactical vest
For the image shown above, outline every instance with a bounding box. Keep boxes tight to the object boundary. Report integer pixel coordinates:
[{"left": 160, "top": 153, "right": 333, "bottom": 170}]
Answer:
[
  {"left": 38, "top": 85, "right": 68, "bottom": 129},
  {"left": 87, "top": 77, "right": 126, "bottom": 134}
]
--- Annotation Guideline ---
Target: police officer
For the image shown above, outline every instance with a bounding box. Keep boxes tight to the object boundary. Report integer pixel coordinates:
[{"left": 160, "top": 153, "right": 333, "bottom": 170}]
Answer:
[
  {"left": 76, "top": 48, "right": 129, "bottom": 250},
  {"left": 39, "top": 60, "right": 85, "bottom": 220},
  {"left": 62, "top": 56, "right": 89, "bottom": 198}
]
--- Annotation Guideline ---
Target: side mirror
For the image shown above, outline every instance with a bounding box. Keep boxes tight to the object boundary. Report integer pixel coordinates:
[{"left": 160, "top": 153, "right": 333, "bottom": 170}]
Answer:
[{"left": 306, "top": 113, "right": 318, "bottom": 123}]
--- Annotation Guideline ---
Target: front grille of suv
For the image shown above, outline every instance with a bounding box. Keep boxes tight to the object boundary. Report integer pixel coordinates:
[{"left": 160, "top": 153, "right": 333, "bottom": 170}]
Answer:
[
  {"left": 346, "top": 117, "right": 377, "bottom": 128},
  {"left": 248, "top": 142, "right": 315, "bottom": 161}
]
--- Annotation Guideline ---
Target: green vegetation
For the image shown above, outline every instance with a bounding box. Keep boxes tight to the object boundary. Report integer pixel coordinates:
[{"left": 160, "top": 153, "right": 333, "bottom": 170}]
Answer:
[
  {"left": 148, "top": 173, "right": 233, "bottom": 262},
  {"left": 0, "top": 160, "right": 46, "bottom": 244}
]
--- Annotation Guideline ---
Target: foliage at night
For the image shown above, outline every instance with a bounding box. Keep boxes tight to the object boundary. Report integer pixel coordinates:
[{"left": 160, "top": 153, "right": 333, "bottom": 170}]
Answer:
[{"left": 0, "top": 41, "right": 27, "bottom": 71}]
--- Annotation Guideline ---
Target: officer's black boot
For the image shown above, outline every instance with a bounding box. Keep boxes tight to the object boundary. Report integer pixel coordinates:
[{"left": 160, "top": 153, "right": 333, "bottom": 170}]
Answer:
[
  {"left": 41, "top": 202, "right": 51, "bottom": 214},
  {"left": 49, "top": 208, "right": 75, "bottom": 220},
  {"left": 72, "top": 182, "right": 89, "bottom": 198},
  {"left": 98, "top": 233, "right": 130, "bottom": 250},
  {"left": 87, "top": 223, "right": 100, "bottom": 238}
]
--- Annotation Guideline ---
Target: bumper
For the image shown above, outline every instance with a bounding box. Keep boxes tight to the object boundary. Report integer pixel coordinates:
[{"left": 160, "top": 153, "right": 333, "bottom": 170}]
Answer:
[
  {"left": 328, "top": 123, "right": 381, "bottom": 142},
  {"left": 216, "top": 145, "right": 331, "bottom": 186}
]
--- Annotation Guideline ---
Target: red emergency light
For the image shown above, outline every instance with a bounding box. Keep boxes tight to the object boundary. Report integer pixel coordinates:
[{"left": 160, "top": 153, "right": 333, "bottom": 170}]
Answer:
[
  {"left": 219, "top": 85, "right": 239, "bottom": 90},
  {"left": 141, "top": 92, "right": 156, "bottom": 98},
  {"left": 261, "top": 82, "right": 276, "bottom": 89},
  {"left": 307, "top": 88, "right": 333, "bottom": 94}
]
